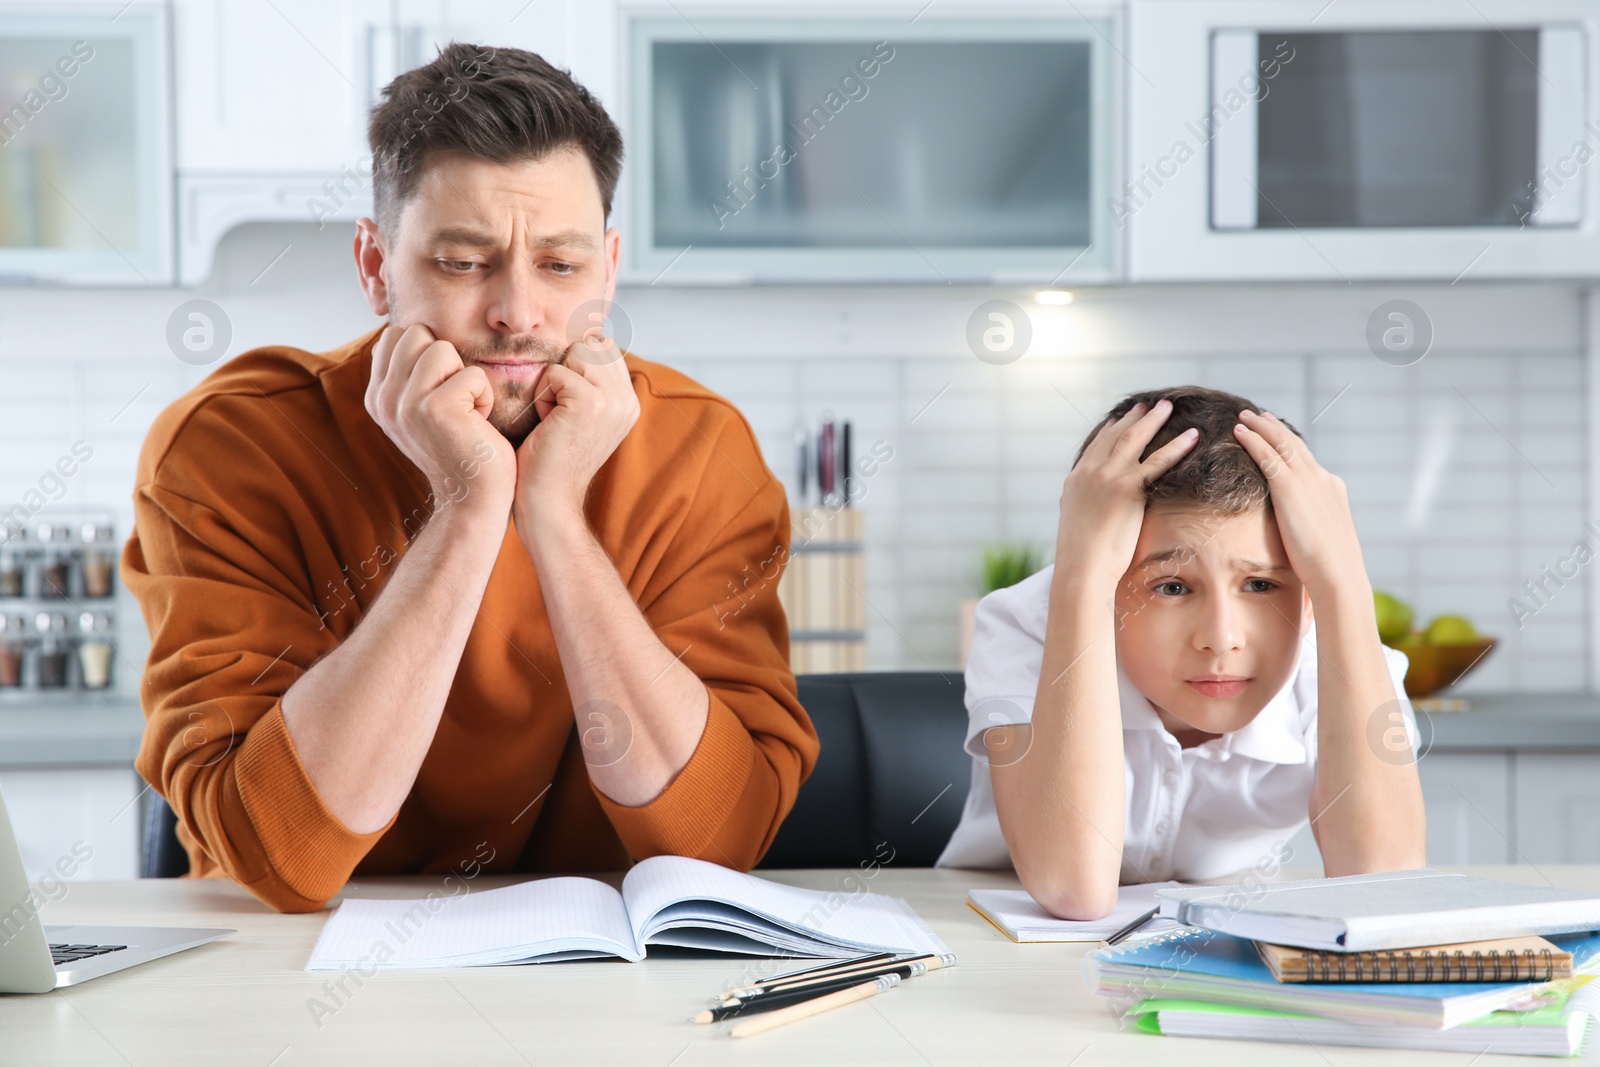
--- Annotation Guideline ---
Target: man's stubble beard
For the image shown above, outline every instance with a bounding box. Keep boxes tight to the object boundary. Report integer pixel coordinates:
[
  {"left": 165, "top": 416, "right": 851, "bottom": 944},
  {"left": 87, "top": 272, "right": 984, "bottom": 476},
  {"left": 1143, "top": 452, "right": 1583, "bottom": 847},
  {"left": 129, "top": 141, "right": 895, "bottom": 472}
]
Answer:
[{"left": 385, "top": 297, "right": 565, "bottom": 448}]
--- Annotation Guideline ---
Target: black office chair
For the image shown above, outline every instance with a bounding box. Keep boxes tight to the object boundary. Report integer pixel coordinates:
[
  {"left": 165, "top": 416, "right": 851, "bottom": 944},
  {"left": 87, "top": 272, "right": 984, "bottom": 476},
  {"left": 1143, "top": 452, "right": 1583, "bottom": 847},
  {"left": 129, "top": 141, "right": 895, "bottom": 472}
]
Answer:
[
  {"left": 140, "top": 671, "right": 972, "bottom": 877},
  {"left": 141, "top": 787, "right": 189, "bottom": 879},
  {"left": 758, "top": 672, "right": 971, "bottom": 868}
]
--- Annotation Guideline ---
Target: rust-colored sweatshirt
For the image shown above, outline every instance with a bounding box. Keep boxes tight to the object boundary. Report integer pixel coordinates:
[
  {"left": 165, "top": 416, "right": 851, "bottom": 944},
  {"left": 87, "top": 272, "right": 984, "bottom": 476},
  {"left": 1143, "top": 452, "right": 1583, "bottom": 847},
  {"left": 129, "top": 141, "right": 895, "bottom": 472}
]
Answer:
[{"left": 123, "top": 327, "right": 816, "bottom": 913}]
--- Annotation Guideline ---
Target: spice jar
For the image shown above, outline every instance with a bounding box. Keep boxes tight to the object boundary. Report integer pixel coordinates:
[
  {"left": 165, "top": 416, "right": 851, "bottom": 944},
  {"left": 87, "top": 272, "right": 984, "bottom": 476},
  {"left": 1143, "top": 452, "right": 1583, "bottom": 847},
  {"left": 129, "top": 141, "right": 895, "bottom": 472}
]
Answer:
[
  {"left": 36, "top": 524, "right": 74, "bottom": 599},
  {"left": 34, "top": 611, "right": 70, "bottom": 687},
  {"left": 80, "top": 523, "right": 116, "bottom": 598},
  {"left": 0, "top": 527, "right": 25, "bottom": 597},
  {"left": 0, "top": 614, "right": 23, "bottom": 687},
  {"left": 77, "top": 611, "right": 114, "bottom": 690}
]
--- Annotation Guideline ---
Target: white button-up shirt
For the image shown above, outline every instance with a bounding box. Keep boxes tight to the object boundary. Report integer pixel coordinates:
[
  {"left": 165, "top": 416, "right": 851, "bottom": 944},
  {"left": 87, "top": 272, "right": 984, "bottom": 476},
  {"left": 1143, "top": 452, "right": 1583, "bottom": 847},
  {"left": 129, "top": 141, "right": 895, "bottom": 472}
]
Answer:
[{"left": 935, "top": 566, "right": 1418, "bottom": 882}]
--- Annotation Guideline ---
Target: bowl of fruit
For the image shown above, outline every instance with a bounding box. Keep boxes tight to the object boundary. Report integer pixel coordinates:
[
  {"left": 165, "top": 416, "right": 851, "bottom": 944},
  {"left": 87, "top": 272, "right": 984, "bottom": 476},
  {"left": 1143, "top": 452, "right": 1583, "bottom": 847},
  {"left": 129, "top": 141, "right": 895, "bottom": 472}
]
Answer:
[{"left": 1374, "top": 592, "right": 1496, "bottom": 698}]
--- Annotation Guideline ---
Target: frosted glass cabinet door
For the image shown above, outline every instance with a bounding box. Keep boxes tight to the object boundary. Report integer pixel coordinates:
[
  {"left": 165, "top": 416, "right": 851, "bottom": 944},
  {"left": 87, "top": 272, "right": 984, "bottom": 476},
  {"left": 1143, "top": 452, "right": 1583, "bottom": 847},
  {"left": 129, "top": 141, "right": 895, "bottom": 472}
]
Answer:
[
  {"left": 626, "top": 17, "right": 1119, "bottom": 283},
  {"left": 0, "top": 3, "right": 172, "bottom": 284}
]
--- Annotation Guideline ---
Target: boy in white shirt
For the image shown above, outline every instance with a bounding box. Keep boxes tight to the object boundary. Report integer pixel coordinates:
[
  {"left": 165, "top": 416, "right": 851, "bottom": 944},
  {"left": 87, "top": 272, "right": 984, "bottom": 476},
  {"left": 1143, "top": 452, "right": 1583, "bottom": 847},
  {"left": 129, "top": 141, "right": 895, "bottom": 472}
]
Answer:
[{"left": 936, "top": 387, "right": 1426, "bottom": 919}]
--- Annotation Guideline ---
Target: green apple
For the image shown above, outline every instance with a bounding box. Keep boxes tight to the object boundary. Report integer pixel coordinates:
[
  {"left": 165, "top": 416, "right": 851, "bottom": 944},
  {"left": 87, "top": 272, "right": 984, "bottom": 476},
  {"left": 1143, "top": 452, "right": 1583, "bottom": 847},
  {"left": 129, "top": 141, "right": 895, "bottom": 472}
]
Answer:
[
  {"left": 1425, "top": 614, "right": 1480, "bottom": 645},
  {"left": 1373, "top": 591, "right": 1415, "bottom": 645}
]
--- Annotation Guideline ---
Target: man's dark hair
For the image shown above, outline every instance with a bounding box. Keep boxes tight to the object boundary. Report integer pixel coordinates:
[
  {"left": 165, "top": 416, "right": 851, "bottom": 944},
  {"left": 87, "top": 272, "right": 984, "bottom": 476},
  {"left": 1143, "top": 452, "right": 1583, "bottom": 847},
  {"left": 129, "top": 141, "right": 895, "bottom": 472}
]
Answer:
[
  {"left": 367, "top": 43, "right": 624, "bottom": 237},
  {"left": 1073, "top": 385, "right": 1303, "bottom": 514}
]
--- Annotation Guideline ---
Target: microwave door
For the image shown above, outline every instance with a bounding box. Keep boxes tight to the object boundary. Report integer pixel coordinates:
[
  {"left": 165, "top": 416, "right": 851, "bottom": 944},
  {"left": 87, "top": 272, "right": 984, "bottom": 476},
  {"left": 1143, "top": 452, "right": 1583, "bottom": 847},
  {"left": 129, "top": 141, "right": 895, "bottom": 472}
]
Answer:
[{"left": 1208, "top": 25, "right": 1587, "bottom": 233}]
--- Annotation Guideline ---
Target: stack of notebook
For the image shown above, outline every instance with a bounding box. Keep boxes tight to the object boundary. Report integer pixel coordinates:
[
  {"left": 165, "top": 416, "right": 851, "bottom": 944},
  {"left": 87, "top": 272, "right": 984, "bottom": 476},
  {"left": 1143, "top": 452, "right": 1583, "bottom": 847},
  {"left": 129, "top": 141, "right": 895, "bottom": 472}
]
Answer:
[{"left": 1084, "top": 869, "right": 1600, "bottom": 1056}]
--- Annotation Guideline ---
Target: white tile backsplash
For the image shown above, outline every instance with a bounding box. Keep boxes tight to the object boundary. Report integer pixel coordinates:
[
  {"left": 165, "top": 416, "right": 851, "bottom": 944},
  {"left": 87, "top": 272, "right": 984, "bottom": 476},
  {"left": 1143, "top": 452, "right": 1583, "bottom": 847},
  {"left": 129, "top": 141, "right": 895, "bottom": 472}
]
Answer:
[{"left": 0, "top": 223, "right": 1589, "bottom": 691}]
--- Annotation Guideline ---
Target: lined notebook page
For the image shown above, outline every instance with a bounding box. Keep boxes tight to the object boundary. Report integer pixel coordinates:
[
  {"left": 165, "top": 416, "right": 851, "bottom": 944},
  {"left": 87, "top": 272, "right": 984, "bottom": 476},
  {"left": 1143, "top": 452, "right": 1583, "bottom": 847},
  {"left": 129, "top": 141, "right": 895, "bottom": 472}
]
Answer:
[
  {"left": 620, "top": 856, "right": 949, "bottom": 956},
  {"left": 307, "top": 876, "right": 636, "bottom": 970}
]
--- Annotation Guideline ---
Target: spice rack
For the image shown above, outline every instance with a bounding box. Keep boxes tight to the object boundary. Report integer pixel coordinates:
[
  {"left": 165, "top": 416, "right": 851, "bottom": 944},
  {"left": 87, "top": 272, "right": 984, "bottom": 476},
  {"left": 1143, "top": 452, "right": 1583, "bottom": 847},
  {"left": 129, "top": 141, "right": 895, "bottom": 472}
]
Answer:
[{"left": 0, "top": 509, "right": 120, "bottom": 695}]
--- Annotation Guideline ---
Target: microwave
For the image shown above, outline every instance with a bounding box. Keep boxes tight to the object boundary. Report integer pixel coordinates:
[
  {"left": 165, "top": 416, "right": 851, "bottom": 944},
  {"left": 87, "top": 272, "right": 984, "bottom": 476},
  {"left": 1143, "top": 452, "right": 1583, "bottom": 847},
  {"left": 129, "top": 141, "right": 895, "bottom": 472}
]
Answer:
[{"left": 1127, "top": 0, "right": 1600, "bottom": 281}]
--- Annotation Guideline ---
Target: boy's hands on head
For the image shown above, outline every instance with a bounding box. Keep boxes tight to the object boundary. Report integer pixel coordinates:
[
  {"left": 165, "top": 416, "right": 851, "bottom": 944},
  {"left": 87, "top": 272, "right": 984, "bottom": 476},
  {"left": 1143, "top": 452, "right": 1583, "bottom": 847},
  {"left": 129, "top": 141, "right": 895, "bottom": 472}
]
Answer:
[
  {"left": 1232, "top": 409, "right": 1367, "bottom": 599},
  {"left": 1057, "top": 399, "right": 1199, "bottom": 588}
]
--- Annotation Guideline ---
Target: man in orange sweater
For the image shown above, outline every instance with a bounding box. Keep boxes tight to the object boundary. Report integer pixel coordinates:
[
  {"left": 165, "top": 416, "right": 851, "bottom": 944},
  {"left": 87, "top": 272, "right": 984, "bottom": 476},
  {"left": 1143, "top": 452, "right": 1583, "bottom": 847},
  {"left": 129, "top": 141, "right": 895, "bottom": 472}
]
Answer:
[{"left": 123, "top": 45, "right": 818, "bottom": 912}]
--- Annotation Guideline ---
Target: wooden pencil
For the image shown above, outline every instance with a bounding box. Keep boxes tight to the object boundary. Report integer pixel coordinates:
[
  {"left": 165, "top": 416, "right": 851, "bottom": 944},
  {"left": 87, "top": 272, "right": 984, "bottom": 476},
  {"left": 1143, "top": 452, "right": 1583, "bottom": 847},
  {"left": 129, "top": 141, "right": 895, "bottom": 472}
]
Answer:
[{"left": 728, "top": 974, "right": 899, "bottom": 1038}]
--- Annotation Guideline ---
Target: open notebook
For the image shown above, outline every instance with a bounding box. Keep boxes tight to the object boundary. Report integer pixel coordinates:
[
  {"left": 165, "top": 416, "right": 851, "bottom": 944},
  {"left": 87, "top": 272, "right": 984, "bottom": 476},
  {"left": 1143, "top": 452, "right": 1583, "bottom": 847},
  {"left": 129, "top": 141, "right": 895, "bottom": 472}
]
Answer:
[
  {"left": 969, "top": 881, "right": 1186, "bottom": 942},
  {"left": 307, "top": 856, "right": 950, "bottom": 970}
]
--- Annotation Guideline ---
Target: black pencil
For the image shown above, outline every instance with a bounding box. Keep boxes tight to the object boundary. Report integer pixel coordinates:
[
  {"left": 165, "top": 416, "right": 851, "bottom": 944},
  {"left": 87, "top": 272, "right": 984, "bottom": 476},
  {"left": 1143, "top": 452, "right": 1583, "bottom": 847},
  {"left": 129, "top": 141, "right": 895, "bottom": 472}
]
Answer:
[
  {"left": 1103, "top": 906, "right": 1160, "bottom": 946},
  {"left": 716, "top": 951, "right": 896, "bottom": 1002},
  {"left": 708, "top": 952, "right": 954, "bottom": 1011},
  {"left": 693, "top": 959, "right": 934, "bottom": 1023}
]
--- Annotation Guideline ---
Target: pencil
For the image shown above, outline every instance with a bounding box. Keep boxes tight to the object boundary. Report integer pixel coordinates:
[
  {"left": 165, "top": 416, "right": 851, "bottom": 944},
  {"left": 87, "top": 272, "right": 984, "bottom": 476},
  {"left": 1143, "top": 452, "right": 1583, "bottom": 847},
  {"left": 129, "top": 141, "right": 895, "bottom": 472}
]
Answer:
[
  {"left": 728, "top": 974, "right": 899, "bottom": 1038},
  {"left": 716, "top": 951, "right": 895, "bottom": 1003},
  {"left": 695, "top": 960, "right": 934, "bottom": 1023},
  {"left": 718, "top": 952, "right": 947, "bottom": 1003},
  {"left": 1102, "top": 906, "right": 1160, "bottom": 947}
]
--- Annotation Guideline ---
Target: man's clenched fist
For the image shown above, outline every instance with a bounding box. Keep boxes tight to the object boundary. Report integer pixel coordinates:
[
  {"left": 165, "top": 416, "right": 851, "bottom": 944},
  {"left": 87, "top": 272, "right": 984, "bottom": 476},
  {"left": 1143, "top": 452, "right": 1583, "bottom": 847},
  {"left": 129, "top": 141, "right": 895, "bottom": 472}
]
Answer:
[{"left": 365, "top": 323, "right": 516, "bottom": 517}]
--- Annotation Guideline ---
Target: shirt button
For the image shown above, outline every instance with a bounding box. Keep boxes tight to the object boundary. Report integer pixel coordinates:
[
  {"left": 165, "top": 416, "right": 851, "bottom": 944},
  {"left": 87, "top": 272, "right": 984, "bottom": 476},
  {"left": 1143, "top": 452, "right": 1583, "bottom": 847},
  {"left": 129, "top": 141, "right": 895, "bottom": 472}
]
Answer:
[
  {"left": 1164, "top": 771, "right": 1179, "bottom": 787},
  {"left": 1155, "top": 818, "right": 1171, "bottom": 834}
]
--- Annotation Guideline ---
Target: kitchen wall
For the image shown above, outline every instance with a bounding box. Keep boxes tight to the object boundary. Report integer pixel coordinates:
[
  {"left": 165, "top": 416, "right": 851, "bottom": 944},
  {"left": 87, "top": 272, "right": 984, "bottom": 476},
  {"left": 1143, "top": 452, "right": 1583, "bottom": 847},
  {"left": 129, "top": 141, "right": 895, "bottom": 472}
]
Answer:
[{"left": 0, "top": 221, "right": 1588, "bottom": 694}]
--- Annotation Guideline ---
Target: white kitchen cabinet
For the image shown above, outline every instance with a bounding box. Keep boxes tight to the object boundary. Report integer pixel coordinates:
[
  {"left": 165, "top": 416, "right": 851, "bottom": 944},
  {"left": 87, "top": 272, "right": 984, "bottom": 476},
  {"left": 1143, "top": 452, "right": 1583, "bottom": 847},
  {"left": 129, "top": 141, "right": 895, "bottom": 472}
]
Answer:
[
  {"left": 1281, "top": 750, "right": 1513, "bottom": 872},
  {"left": 173, "top": 0, "right": 584, "bottom": 179},
  {"left": 1514, "top": 753, "right": 1600, "bottom": 864},
  {"left": 405, "top": 1, "right": 579, "bottom": 71},
  {"left": 0, "top": 768, "right": 140, "bottom": 881},
  {"left": 172, "top": 0, "right": 373, "bottom": 174},
  {"left": 172, "top": 0, "right": 588, "bottom": 284},
  {"left": 1418, "top": 752, "right": 1513, "bottom": 865},
  {"left": 172, "top": 0, "right": 381, "bottom": 283}
]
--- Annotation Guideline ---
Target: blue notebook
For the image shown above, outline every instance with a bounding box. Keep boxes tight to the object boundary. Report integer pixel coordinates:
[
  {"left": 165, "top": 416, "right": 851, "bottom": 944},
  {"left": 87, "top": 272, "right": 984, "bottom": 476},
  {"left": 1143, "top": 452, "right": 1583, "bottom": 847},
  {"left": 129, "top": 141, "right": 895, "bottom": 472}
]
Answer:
[{"left": 1089, "top": 926, "right": 1600, "bottom": 1030}]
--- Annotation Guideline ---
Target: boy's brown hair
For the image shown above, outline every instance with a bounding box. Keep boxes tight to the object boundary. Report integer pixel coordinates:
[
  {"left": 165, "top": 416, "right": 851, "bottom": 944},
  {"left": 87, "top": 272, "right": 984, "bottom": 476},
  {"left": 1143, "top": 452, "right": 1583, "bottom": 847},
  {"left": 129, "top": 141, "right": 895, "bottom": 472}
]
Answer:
[
  {"left": 1073, "top": 386, "right": 1303, "bottom": 513},
  {"left": 367, "top": 43, "right": 624, "bottom": 237}
]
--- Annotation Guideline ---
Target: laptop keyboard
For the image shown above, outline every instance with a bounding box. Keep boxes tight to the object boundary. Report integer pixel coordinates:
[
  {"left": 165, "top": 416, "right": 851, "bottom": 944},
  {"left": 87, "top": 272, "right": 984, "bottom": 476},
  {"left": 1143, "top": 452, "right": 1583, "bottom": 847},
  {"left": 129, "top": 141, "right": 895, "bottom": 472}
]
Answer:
[{"left": 49, "top": 943, "right": 128, "bottom": 967}]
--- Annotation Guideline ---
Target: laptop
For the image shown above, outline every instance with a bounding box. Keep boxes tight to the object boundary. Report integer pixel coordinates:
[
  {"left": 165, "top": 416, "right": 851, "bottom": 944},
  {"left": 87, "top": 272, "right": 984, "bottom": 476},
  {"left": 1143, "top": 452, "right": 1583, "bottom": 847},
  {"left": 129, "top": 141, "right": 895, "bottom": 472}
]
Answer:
[{"left": 0, "top": 787, "right": 233, "bottom": 992}]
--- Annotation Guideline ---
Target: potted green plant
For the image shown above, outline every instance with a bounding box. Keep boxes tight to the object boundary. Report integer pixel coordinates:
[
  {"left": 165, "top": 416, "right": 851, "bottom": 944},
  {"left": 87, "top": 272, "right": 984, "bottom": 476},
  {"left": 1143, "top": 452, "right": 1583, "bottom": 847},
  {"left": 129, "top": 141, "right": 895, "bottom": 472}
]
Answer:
[{"left": 961, "top": 544, "right": 1042, "bottom": 667}]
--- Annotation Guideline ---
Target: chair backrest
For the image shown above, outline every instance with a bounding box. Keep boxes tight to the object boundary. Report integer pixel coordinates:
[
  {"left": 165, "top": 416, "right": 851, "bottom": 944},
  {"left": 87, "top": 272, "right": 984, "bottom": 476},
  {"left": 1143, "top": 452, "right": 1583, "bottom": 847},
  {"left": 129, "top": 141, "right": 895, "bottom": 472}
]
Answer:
[
  {"left": 757, "top": 672, "right": 971, "bottom": 869},
  {"left": 140, "top": 671, "right": 973, "bottom": 877},
  {"left": 142, "top": 788, "right": 187, "bottom": 879}
]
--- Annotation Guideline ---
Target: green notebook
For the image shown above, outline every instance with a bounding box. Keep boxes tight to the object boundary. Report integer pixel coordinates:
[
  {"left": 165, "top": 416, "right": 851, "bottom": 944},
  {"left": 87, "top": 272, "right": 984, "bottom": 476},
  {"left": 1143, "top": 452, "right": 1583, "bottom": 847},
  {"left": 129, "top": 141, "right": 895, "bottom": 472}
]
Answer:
[{"left": 1129, "top": 981, "right": 1599, "bottom": 1057}]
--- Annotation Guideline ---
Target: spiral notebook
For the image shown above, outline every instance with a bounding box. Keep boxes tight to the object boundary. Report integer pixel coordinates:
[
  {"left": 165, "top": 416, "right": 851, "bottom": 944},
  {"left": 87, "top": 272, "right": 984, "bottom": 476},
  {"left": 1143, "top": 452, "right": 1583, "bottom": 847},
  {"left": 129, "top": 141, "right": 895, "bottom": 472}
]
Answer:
[
  {"left": 1257, "top": 935, "right": 1573, "bottom": 984},
  {"left": 1090, "top": 925, "right": 1600, "bottom": 1029}
]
